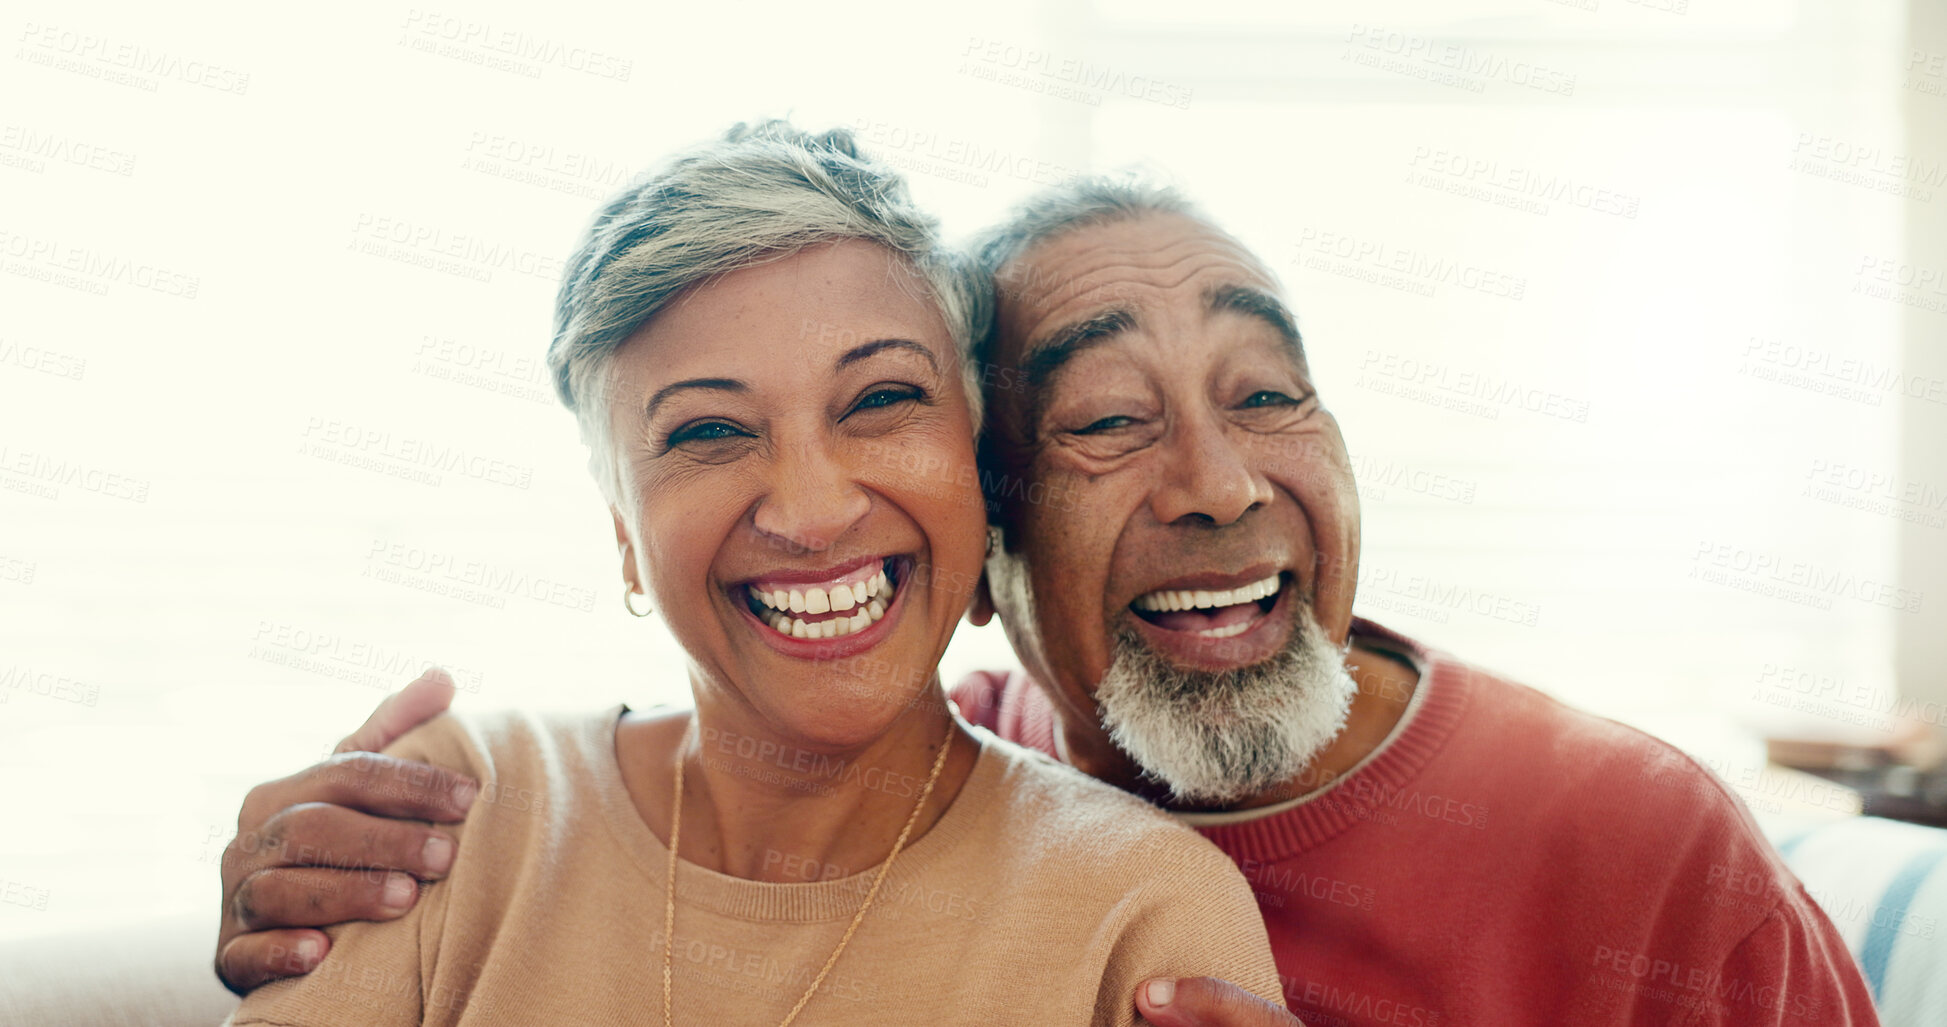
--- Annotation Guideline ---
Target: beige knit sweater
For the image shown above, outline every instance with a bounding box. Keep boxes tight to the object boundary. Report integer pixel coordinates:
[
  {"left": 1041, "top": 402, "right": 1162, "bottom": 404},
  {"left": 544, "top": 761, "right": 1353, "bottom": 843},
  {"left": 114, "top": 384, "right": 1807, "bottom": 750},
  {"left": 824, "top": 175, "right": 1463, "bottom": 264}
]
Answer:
[{"left": 229, "top": 706, "right": 1282, "bottom": 1026}]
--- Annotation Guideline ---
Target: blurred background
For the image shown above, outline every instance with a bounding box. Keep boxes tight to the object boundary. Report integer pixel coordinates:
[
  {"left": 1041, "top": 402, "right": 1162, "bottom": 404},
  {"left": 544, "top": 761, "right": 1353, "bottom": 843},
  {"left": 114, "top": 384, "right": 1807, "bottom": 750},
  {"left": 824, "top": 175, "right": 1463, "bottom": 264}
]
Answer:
[{"left": 2, "top": 0, "right": 1942, "bottom": 947}]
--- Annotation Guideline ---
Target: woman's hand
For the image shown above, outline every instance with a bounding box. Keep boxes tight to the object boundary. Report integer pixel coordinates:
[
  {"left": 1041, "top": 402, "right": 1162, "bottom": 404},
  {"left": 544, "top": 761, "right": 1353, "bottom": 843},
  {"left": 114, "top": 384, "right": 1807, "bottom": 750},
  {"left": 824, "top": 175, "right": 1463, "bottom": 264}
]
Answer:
[
  {"left": 1138, "top": 977, "right": 1309, "bottom": 1027},
  {"left": 213, "top": 670, "right": 477, "bottom": 994}
]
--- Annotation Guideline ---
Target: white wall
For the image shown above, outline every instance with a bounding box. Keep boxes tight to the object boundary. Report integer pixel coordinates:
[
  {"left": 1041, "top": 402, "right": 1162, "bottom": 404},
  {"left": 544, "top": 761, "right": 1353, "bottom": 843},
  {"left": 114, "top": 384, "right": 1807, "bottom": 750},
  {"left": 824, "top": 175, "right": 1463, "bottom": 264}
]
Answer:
[{"left": 0, "top": 0, "right": 1930, "bottom": 940}]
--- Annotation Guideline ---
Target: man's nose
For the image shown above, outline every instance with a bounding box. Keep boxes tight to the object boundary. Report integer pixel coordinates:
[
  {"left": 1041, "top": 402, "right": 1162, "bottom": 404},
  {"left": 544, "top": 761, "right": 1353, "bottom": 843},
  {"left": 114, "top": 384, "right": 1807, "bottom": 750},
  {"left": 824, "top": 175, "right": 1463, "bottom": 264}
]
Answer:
[
  {"left": 1148, "top": 413, "right": 1273, "bottom": 528},
  {"left": 752, "top": 436, "right": 873, "bottom": 552}
]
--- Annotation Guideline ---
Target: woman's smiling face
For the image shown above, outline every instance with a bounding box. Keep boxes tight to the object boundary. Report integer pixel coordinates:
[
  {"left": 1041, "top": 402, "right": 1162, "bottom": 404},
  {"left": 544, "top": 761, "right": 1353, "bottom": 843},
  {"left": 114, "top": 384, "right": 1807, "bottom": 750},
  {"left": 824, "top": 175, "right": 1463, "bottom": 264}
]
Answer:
[{"left": 604, "top": 239, "right": 986, "bottom": 747}]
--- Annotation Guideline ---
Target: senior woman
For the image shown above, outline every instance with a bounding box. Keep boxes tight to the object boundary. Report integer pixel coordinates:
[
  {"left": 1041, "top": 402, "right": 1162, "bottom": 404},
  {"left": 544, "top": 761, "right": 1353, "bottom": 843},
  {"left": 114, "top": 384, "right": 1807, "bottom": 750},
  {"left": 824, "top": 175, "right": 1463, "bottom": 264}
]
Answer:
[{"left": 226, "top": 121, "right": 1280, "bottom": 1026}]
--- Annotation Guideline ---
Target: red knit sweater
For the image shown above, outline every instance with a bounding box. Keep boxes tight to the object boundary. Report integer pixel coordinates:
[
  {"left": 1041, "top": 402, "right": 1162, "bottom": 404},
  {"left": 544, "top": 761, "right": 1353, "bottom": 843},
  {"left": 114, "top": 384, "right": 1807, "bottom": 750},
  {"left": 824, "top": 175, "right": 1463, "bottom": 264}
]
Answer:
[{"left": 949, "top": 618, "right": 1879, "bottom": 1026}]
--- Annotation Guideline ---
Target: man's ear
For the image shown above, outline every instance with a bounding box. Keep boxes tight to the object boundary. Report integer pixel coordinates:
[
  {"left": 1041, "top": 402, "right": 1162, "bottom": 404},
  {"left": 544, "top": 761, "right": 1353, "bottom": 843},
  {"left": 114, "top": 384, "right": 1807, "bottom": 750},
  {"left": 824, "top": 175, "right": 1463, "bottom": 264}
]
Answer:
[
  {"left": 611, "top": 505, "right": 640, "bottom": 593},
  {"left": 967, "top": 568, "right": 997, "bottom": 626}
]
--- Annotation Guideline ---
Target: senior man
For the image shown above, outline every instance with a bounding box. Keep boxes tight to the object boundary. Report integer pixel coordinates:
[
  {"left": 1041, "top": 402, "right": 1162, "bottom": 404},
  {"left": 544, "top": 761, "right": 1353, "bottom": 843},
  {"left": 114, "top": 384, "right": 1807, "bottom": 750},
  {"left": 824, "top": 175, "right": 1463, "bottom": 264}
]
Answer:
[{"left": 215, "top": 180, "right": 1876, "bottom": 1026}]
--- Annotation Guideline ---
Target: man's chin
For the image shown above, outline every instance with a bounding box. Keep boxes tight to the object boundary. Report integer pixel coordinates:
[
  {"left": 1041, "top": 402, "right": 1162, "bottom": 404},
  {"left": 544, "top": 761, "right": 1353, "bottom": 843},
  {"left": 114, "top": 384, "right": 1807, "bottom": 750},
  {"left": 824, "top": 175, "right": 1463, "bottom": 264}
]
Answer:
[{"left": 1093, "top": 610, "right": 1357, "bottom": 807}]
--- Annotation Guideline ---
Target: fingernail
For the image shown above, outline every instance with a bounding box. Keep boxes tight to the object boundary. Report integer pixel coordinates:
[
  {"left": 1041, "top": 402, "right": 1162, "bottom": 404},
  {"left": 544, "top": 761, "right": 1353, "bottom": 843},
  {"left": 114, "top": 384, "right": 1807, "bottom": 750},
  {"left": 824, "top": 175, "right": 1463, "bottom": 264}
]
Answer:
[
  {"left": 422, "top": 834, "right": 454, "bottom": 874},
  {"left": 294, "top": 936, "right": 323, "bottom": 967},
  {"left": 452, "top": 777, "right": 478, "bottom": 811},
  {"left": 1145, "top": 979, "right": 1175, "bottom": 1008},
  {"left": 382, "top": 873, "right": 415, "bottom": 912},
  {"left": 422, "top": 666, "right": 454, "bottom": 687}
]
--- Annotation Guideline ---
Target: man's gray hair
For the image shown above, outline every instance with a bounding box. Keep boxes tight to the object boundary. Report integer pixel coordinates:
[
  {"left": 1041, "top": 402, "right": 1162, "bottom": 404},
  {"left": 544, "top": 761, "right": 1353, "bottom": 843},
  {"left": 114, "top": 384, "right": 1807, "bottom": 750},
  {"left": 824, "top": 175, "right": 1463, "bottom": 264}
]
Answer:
[
  {"left": 547, "top": 119, "right": 991, "bottom": 501},
  {"left": 968, "top": 174, "right": 1196, "bottom": 367}
]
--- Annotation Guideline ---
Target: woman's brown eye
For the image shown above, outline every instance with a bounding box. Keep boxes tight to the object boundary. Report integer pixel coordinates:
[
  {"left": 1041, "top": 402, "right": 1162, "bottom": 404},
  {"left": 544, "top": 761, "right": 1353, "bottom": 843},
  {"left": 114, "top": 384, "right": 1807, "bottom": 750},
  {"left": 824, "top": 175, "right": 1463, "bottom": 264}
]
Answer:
[
  {"left": 667, "top": 421, "right": 750, "bottom": 446},
  {"left": 851, "top": 385, "right": 924, "bottom": 414}
]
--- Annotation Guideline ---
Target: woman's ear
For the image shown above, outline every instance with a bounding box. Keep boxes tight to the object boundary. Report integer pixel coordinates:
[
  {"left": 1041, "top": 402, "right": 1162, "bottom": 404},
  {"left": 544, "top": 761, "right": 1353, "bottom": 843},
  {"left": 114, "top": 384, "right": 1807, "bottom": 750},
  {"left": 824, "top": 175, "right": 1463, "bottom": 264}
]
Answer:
[
  {"left": 611, "top": 505, "right": 640, "bottom": 593},
  {"left": 967, "top": 569, "right": 997, "bottom": 627}
]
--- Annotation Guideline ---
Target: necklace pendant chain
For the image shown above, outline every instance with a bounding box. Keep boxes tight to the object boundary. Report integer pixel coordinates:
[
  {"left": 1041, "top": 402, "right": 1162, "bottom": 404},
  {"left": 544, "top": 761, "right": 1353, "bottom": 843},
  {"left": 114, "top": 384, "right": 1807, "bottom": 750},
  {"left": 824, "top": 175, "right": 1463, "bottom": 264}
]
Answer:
[{"left": 662, "top": 721, "right": 956, "bottom": 1027}]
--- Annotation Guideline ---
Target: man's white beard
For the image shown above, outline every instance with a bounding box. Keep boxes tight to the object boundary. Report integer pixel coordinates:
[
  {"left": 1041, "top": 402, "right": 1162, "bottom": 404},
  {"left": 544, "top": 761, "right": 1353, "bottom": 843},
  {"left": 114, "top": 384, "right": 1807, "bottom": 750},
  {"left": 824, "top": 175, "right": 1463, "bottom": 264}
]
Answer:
[{"left": 1094, "top": 604, "right": 1357, "bottom": 806}]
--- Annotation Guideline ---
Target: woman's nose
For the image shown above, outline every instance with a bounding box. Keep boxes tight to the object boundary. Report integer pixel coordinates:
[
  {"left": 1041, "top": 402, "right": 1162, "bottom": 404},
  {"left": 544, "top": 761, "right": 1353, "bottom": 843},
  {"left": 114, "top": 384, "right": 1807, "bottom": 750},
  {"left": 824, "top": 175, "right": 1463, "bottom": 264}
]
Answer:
[{"left": 751, "top": 438, "right": 873, "bottom": 553}]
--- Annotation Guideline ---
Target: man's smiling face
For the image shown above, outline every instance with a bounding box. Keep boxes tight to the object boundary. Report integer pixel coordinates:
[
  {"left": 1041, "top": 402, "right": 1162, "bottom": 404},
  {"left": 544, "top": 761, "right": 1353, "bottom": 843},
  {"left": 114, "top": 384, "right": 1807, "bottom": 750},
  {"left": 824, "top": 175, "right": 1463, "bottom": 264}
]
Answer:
[{"left": 979, "top": 210, "right": 1365, "bottom": 801}]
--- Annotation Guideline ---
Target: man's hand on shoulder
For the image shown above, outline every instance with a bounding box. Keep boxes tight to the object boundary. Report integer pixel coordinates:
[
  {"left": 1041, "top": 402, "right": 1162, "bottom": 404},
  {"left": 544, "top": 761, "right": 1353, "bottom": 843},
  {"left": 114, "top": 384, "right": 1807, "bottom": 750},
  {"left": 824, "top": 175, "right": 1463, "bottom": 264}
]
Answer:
[
  {"left": 214, "top": 669, "right": 478, "bottom": 995},
  {"left": 1138, "top": 977, "right": 1307, "bottom": 1027}
]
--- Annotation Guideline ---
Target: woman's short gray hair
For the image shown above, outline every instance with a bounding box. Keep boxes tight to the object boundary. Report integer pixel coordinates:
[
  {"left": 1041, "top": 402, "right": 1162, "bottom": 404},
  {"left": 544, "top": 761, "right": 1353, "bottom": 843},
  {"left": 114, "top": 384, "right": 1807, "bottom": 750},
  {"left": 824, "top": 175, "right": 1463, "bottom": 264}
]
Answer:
[{"left": 548, "top": 120, "right": 991, "bottom": 500}]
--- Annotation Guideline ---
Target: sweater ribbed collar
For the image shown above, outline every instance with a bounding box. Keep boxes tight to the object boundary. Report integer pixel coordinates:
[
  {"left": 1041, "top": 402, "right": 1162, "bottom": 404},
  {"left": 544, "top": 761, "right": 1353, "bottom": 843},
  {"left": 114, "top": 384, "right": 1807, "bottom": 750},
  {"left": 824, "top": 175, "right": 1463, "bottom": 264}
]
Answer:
[{"left": 1183, "top": 618, "right": 1475, "bottom": 864}]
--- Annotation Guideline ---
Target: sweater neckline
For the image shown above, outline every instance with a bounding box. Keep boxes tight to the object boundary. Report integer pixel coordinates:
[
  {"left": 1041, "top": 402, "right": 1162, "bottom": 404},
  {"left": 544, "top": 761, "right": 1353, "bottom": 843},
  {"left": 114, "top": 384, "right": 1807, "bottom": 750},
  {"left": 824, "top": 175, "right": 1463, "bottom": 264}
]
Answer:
[
  {"left": 1183, "top": 618, "right": 1476, "bottom": 864},
  {"left": 588, "top": 706, "right": 1001, "bottom": 923}
]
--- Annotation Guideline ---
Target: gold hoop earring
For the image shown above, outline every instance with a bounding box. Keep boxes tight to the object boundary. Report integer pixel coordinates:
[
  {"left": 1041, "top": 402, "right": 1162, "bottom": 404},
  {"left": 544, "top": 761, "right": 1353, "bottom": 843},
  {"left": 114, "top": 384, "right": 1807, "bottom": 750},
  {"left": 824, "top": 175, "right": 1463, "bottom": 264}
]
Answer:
[{"left": 623, "top": 584, "right": 653, "bottom": 618}]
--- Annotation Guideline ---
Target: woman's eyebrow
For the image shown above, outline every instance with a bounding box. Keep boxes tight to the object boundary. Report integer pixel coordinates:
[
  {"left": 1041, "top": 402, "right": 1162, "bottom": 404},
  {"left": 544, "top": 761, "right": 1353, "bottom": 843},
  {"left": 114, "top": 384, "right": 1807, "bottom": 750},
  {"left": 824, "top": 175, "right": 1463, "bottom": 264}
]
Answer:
[
  {"left": 837, "top": 338, "right": 940, "bottom": 372},
  {"left": 647, "top": 378, "right": 746, "bottom": 417}
]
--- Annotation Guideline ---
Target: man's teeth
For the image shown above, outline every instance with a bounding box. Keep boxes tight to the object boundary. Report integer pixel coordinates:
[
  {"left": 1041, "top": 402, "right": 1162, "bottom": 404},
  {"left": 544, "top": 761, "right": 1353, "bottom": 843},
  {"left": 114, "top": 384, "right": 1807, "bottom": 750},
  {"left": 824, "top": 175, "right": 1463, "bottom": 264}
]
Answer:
[
  {"left": 1131, "top": 573, "right": 1282, "bottom": 613},
  {"left": 764, "top": 599, "right": 887, "bottom": 639}
]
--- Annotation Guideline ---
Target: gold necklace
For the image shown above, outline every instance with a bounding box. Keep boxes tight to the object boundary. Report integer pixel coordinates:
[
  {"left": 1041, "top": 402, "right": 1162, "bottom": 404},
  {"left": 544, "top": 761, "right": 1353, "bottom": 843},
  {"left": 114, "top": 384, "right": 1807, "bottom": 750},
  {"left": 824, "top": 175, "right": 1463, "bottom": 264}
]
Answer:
[{"left": 662, "top": 722, "right": 954, "bottom": 1027}]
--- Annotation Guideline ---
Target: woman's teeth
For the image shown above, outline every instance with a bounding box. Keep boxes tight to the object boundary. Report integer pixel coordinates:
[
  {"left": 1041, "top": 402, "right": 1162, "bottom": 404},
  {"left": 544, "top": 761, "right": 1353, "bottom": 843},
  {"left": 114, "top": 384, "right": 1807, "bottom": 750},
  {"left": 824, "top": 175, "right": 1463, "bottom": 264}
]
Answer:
[
  {"left": 1131, "top": 573, "right": 1281, "bottom": 613},
  {"left": 763, "top": 599, "right": 886, "bottom": 639},
  {"left": 748, "top": 565, "right": 894, "bottom": 640}
]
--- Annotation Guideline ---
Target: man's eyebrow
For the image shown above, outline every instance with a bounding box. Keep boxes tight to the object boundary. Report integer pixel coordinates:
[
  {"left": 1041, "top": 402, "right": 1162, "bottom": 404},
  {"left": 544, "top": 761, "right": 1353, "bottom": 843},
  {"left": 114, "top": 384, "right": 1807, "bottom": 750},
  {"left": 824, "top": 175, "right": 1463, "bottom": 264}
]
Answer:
[
  {"left": 837, "top": 338, "right": 939, "bottom": 372},
  {"left": 1206, "top": 284, "right": 1307, "bottom": 367},
  {"left": 646, "top": 378, "right": 746, "bottom": 417},
  {"left": 1022, "top": 308, "right": 1137, "bottom": 392}
]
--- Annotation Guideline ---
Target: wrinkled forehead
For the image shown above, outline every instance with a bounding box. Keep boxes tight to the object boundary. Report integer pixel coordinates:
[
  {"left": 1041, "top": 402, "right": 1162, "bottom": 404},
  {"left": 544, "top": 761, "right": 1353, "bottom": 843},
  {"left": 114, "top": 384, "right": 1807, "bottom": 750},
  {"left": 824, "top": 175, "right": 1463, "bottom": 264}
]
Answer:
[{"left": 990, "top": 212, "right": 1284, "bottom": 369}]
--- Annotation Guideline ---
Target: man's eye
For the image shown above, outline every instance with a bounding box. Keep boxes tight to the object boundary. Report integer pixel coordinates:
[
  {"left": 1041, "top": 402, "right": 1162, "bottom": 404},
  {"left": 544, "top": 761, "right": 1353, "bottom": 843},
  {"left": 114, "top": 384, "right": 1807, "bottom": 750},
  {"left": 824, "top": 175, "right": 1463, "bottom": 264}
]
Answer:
[
  {"left": 1076, "top": 415, "right": 1136, "bottom": 434},
  {"left": 850, "top": 385, "right": 925, "bottom": 415},
  {"left": 666, "top": 421, "right": 750, "bottom": 446},
  {"left": 1241, "top": 390, "right": 1300, "bottom": 408}
]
